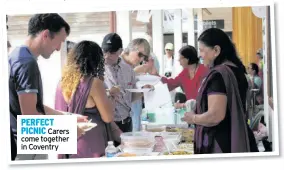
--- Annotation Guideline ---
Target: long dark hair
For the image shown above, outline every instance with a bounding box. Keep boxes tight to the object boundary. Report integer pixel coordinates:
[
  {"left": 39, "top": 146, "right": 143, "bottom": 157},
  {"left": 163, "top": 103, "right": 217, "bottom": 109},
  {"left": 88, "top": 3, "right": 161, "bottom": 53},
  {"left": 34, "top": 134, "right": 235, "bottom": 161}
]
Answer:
[
  {"left": 179, "top": 45, "right": 199, "bottom": 65},
  {"left": 198, "top": 28, "right": 246, "bottom": 73},
  {"left": 61, "top": 40, "right": 105, "bottom": 101},
  {"left": 250, "top": 63, "right": 259, "bottom": 75}
]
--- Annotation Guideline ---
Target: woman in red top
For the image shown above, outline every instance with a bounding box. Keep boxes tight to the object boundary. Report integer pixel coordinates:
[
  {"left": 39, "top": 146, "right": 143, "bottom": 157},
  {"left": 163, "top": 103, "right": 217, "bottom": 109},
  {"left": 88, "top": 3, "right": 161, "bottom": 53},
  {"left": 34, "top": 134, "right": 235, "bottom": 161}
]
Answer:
[{"left": 151, "top": 45, "right": 209, "bottom": 106}]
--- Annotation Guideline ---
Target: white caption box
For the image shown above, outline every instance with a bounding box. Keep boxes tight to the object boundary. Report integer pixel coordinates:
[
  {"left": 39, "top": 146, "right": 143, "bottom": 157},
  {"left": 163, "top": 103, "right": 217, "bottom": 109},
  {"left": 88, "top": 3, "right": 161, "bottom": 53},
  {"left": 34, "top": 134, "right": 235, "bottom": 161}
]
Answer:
[{"left": 17, "top": 115, "right": 77, "bottom": 154}]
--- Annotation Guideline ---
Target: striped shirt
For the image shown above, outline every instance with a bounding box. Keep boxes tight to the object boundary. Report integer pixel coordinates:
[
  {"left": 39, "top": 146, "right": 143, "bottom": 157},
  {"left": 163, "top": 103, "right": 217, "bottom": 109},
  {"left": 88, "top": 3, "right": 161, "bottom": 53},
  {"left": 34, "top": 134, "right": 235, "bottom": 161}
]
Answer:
[{"left": 104, "top": 57, "right": 137, "bottom": 121}]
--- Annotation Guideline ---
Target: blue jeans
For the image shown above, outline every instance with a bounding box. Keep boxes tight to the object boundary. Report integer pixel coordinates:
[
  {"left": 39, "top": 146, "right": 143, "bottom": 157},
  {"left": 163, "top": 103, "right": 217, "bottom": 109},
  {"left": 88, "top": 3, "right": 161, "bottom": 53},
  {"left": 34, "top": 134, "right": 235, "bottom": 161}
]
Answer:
[{"left": 131, "top": 99, "right": 142, "bottom": 132}]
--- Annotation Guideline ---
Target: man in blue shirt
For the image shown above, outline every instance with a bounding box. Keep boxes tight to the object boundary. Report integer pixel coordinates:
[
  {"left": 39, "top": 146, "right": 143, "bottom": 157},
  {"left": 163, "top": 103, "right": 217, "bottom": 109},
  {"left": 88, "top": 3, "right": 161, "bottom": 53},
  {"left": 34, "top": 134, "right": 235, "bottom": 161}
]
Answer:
[{"left": 9, "top": 14, "right": 71, "bottom": 160}]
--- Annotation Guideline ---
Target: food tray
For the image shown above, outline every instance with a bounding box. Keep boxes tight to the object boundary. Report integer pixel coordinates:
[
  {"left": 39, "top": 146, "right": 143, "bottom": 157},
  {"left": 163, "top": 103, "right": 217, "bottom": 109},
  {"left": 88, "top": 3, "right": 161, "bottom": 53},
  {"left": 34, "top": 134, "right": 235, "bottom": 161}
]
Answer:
[
  {"left": 181, "top": 128, "right": 195, "bottom": 142},
  {"left": 177, "top": 143, "right": 194, "bottom": 150},
  {"left": 165, "top": 125, "right": 188, "bottom": 132},
  {"left": 77, "top": 122, "right": 97, "bottom": 132},
  {"left": 159, "top": 132, "right": 181, "bottom": 139},
  {"left": 153, "top": 132, "right": 182, "bottom": 152},
  {"left": 115, "top": 152, "right": 137, "bottom": 157},
  {"left": 119, "top": 144, "right": 155, "bottom": 156},
  {"left": 145, "top": 125, "right": 166, "bottom": 132},
  {"left": 120, "top": 132, "right": 156, "bottom": 148},
  {"left": 121, "top": 146, "right": 154, "bottom": 156},
  {"left": 162, "top": 149, "right": 194, "bottom": 155}
]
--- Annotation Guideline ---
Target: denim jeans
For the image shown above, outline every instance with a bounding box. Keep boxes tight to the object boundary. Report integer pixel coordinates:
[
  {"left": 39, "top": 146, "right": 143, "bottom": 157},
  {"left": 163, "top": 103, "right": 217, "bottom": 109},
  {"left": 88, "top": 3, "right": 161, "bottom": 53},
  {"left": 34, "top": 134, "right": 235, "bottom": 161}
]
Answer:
[{"left": 131, "top": 99, "right": 142, "bottom": 132}]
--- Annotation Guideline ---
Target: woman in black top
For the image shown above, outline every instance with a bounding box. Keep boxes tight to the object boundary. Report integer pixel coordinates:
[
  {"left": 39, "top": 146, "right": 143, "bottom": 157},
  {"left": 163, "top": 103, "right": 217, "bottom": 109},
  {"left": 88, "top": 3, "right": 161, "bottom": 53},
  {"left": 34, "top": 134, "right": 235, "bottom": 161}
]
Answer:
[{"left": 182, "top": 28, "right": 258, "bottom": 153}]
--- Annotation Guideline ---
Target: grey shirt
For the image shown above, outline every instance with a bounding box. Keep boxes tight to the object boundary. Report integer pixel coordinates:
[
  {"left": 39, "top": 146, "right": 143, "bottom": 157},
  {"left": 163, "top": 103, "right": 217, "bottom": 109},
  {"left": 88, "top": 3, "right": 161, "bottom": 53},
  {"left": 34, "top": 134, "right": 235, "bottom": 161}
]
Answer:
[{"left": 104, "top": 57, "right": 137, "bottom": 121}]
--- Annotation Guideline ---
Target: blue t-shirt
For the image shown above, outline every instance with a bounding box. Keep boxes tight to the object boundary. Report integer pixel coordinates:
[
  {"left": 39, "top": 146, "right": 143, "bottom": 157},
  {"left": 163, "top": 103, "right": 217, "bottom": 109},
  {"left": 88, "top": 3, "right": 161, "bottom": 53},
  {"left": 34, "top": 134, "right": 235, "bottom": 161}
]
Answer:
[{"left": 9, "top": 46, "right": 45, "bottom": 138}]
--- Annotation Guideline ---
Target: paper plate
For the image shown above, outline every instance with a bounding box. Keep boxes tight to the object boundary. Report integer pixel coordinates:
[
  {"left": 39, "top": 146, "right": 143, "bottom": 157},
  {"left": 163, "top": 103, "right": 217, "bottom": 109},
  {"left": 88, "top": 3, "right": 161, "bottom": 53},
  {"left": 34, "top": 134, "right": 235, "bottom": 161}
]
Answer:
[
  {"left": 136, "top": 75, "right": 161, "bottom": 82},
  {"left": 77, "top": 122, "right": 97, "bottom": 132},
  {"left": 126, "top": 88, "right": 151, "bottom": 93}
]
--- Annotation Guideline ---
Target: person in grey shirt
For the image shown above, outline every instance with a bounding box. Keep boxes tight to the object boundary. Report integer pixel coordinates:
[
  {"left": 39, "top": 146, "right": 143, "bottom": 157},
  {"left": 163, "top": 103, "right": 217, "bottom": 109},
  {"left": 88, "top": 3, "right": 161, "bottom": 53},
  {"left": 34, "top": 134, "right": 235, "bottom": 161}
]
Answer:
[{"left": 102, "top": 33, "right": 152, "bottom": 133}]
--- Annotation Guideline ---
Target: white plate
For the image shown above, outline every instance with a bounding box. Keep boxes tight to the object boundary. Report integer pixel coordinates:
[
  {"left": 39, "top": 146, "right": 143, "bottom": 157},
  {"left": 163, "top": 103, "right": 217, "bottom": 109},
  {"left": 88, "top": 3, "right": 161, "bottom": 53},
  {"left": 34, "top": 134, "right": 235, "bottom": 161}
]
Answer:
[
  {"left": 126, "top": 88, "right": 152, "bottom": 93},
  {"left": 77, "top": 122, "right": 97, "bottom": 132},
  {"left": 136, "top": 81, "right": 161, "bottom": 89},
  {"left": 61, "top": 112, "right": 84, "bottom": 117},
  {"left": 136, "top": 75, "right": 161, "bottom": 82}
]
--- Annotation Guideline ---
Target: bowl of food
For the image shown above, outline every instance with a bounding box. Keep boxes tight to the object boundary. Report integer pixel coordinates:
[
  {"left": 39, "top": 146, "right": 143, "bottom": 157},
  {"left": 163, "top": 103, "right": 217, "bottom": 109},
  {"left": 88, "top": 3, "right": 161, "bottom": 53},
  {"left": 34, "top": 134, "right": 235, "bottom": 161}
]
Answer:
[
  {"left": 158, "top": 132, "right": 182, "bottom": 151},
  {"left": 145, "top": 125, "right": 166, "bottom": 133},
  {"left": 120, "top": 132, "right": 156, "bottom": 155},
  {"left": 181, "top": 128, "right": 195, "bottom": 142},
  {"left": 159, "top": 132, "right": 181, "bottom": 142},
  {"left": 119, "top": 145, "right": 155, "bottom": 156},
  {"left": 177, "top": 143, "right": 194, "bottom": 150},
  {"left": 163, "top": 149, "right": 194, "bottom": 156},
  {"left": 166, "top": 127, "right": 179, "bottom": 132},
  {"left": 165, "top": 124, "right": 188, "bottom": 132},
  {"left": 120, "top": 132, "right": 156, "bottom": 148},
  {"left": 116, "top": 152, "right": 137, "bottom": 157}
]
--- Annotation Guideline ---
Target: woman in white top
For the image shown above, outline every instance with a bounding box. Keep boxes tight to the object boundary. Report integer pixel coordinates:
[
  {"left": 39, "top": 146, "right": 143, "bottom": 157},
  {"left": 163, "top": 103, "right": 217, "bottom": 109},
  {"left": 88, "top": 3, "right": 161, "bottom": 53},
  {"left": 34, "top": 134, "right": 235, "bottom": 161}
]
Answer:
[{"left": 164, "top": 42, "right": 174, "bottom": 77}]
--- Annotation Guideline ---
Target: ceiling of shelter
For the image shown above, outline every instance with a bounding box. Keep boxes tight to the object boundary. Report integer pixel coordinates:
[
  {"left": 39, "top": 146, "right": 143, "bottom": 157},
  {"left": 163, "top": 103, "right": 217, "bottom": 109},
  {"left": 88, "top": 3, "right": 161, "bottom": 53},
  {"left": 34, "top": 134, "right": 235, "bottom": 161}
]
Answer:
[
  {"left": 6, "top": 8, "right": 232, "bottom": 37},
  {"left": 7, "top": 11, "right": 146, "bottom": 37}
]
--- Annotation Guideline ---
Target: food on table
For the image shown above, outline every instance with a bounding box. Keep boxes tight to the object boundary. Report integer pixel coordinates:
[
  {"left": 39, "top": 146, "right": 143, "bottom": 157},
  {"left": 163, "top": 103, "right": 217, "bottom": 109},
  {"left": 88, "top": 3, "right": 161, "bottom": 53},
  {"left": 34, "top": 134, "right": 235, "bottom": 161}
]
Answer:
[
  {"left": 153, "top": 132, "right": 182, "bottom": 152},
  {"left": 163, "top": 150, "right": 193, "bottom": 155},
  {"left": 117, "top": 153, "right": 137, "bottom": 157},
  {"left": 122, "top": 140, "right": 154, "bottom": 148},
  {"left": 146, "top": 127, "right": 165, "bottom": 132},
  {"left": 121, "top": 147, "right": 154, "bottom": 155},
  {"left": 165, "top": 125, "right": 194, "bottom": 142},
  {"left": 146, "top": 125, "right": 166, "bottom": 132},
  {"left": 159, "top": 132, "right": 181, "bottom": 145},
  {"left": 177, "top": 143, "right": 194, "bottom": 150},
  {"left": 181, "top": 128, "right": 194, "bottom": 142},
  {"left": 166, "top": 127, "right": 180, "bottom": 132},
  {"left": 113, "top": 85, "right": 121, "bottom": 91},
  {"left": 120, "top": 132, "right": 156, "bottom": 150}
]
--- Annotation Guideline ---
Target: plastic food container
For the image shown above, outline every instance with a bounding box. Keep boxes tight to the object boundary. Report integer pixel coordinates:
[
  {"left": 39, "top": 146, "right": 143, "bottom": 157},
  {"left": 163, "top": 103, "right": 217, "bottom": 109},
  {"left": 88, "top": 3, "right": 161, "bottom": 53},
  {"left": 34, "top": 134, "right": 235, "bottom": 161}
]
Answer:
[
  {"left": 120, "top": 145, "right": 155, "bottom": 156},
  {"left": 165, "top": 124, "right": 188, "bottom": 132},
  {"left": 160, "top": 132, "right": 181, "bottom": 141},
  {"left": 145, "top": 124, "right": 166, "bottom": 132},
  {"left": 120, "top": 132, "right": 156, "bottom": 148},
  {"left": 162, "top": 149, "right": 194, "bottom": 155},
  {"left": 181, "top": 128, "right": 195, "bottom": 142},
  {"left": 115, "top": 152, "right": 137, "bottom": 157},
  {"left": 157, "top": 132, "right": 182, "bottom": 151},
  {"left": 120, "top": 132, "right": 156, "bottom": 155},
  {"left": 177, "top": 143, "right": 194, "bottom": 150}
]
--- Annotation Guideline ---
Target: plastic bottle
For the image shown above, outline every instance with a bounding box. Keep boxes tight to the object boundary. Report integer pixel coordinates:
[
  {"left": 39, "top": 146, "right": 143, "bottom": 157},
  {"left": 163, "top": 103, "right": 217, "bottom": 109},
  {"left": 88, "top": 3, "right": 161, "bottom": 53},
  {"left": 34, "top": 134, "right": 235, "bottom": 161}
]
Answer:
[{"left": 105, "top": 141, "right": 117, "bottom": 157}]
